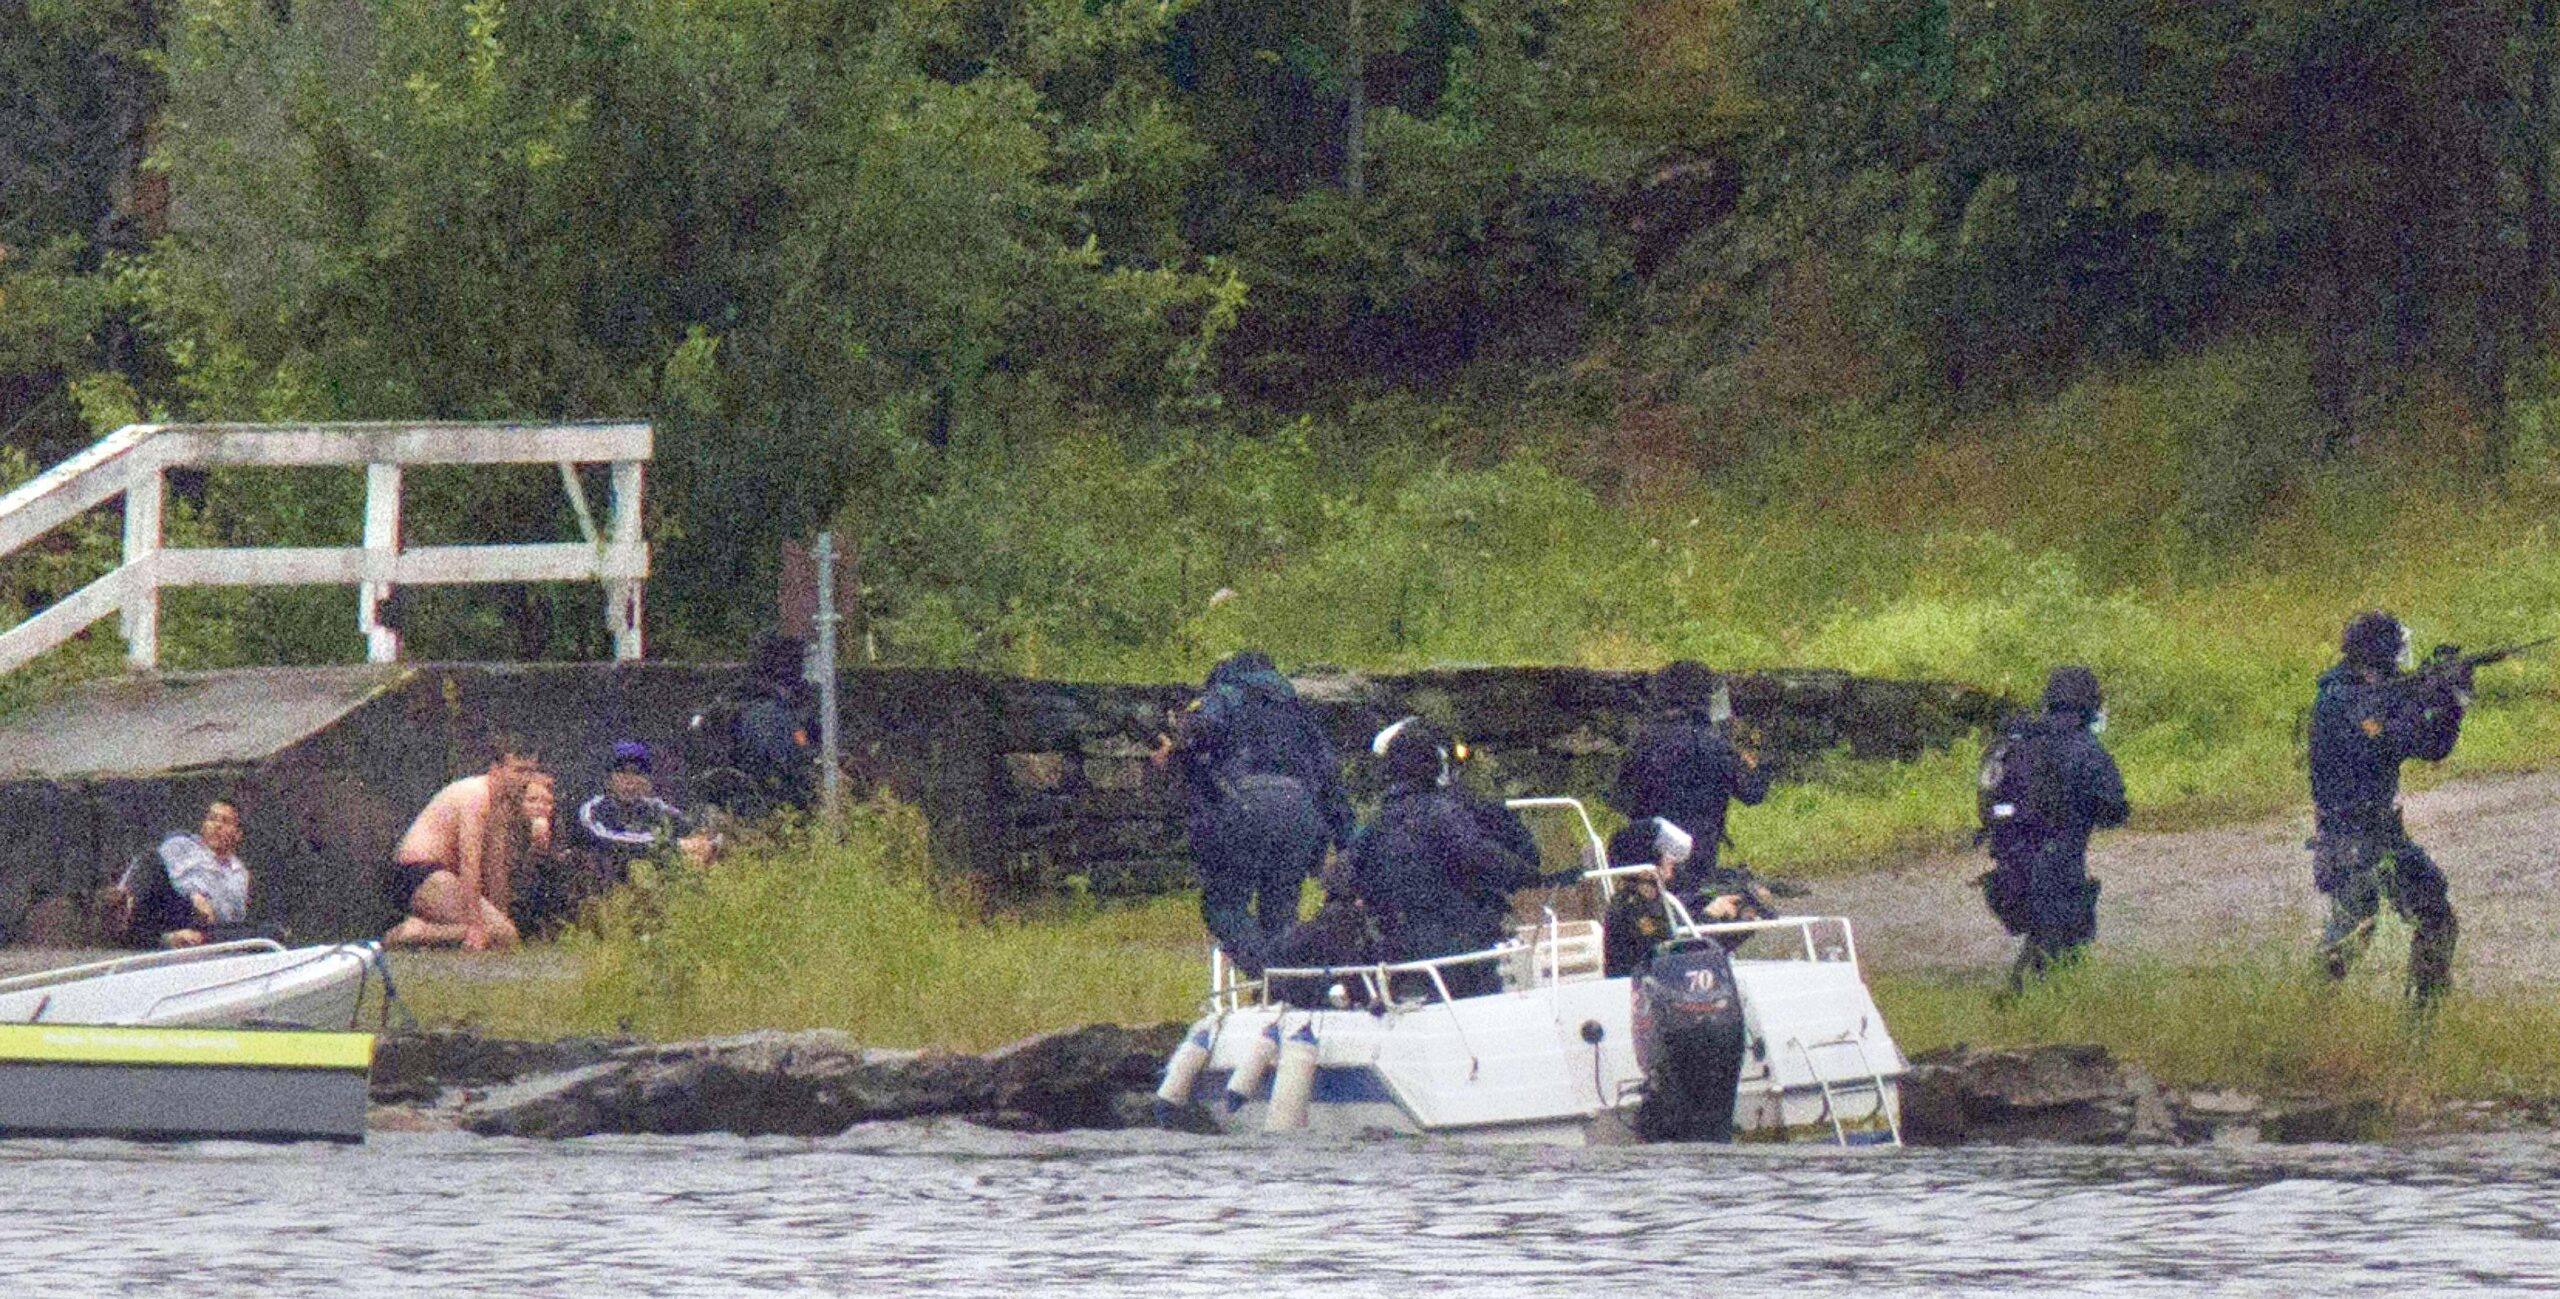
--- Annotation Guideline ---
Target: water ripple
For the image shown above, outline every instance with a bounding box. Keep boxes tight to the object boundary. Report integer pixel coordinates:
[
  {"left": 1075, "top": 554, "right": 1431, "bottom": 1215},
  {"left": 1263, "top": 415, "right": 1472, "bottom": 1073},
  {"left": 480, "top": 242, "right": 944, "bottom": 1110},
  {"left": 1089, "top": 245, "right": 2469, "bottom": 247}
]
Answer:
[{"left": 7, "top": 1128, "right": 2560, "bottom": 1296}]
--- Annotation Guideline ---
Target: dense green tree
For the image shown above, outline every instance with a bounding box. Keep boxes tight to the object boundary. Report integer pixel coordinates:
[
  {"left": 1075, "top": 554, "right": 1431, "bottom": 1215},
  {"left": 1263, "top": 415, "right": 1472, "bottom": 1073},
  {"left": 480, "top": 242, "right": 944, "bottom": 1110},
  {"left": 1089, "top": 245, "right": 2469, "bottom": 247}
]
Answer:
[
  {"left": 1197, "top": 0, "right": 1651, "bottom": 397},
  {"left": 126, "top": 0, "right": 1238, "bottom": 654},
  {"left": 1735, "top": 0, "right": 2283, "bottom": 392},
  {"left": 1732, "top": 0, "right": 2547, "bottom": 458},
  {"left": 0, "top": 0, "right": 163, "bottom": 455}
]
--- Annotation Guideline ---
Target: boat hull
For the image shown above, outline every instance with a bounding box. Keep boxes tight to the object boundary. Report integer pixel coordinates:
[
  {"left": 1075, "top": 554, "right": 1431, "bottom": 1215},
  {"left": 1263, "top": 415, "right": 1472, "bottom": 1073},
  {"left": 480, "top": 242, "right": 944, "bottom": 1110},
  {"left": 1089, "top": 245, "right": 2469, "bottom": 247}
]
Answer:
[
  {"left": 1177, "top": 955, "right": 1901, "bottom": 1146},
  {"left": 0, "top": 1022, "right": 374, "bottom": 1143},
  {"left": 0, "top": 942, "right": 374, "bottom": 1030}
]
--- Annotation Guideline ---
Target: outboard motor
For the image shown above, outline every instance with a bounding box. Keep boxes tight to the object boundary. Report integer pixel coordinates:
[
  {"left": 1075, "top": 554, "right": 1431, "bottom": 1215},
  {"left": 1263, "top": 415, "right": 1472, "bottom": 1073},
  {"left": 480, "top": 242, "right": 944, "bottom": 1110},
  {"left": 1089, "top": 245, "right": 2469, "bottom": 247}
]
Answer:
[{"left": 1630, "top": 938, "right": 1747, "bottom": 1142}]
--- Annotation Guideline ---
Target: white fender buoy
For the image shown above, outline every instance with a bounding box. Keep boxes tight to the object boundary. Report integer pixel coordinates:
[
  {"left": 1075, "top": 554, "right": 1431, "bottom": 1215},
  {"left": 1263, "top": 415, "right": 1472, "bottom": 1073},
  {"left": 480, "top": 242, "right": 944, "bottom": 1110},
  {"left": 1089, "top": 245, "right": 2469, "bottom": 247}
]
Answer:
[
  {"left": 1154, "top": 1024, "right": 1213, "bottom": 1109},
  {"left": 1264, "top": 1021, "right": 1319, "bottom": 1132},
  {"left": 1225, "top": 1019, "right": 1282, "bottom": 1112}
]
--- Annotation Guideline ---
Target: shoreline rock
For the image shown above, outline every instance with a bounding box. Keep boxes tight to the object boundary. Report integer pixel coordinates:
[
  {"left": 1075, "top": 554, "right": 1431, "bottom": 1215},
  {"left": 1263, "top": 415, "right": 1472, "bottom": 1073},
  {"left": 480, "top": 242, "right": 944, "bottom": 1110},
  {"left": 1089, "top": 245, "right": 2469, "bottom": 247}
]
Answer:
[
  {"left": 372, "top": 1030, "right": 2554, "bottom": 1146},
  {"left": 374, "top": 1024, "right": 1186, "bottom": 1140},
  {"left": 1901, "top": 1043, "right": 2560, "bottom": 1146}
]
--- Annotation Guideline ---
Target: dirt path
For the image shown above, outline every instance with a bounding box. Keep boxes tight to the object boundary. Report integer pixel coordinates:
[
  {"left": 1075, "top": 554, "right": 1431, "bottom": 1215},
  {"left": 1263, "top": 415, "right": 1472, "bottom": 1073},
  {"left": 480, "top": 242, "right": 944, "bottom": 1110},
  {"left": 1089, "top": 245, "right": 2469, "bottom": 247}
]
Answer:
[
  {"left": 10, "top": 771, "right": 2554, "bottom": 994},
  {"left": 1792, "top": 768, "right": 2560, "bottom": 989}
]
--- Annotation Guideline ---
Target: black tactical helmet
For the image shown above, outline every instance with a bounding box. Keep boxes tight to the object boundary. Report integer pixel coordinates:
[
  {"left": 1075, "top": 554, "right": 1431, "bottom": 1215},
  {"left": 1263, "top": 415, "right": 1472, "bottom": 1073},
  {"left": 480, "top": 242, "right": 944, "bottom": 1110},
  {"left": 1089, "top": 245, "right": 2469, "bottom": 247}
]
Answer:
[
  {"left": 2043, "top": 665, "right": 2102, "bottom": 718},
  {"left": 752, "top": 632, "right": 806, "bottom": 687},
  {"left": 1651, "top": 659, "right": 1717, "bottom": 709},
  {"left": 2341, "top": 610, "right": 2405, "bottom": 670},
  {"left": 1373, "top": 715, "right": 1457, "bottom": 788},
  {"left": 1206, "top": 648, "right": 1277, "bottom": 688}
]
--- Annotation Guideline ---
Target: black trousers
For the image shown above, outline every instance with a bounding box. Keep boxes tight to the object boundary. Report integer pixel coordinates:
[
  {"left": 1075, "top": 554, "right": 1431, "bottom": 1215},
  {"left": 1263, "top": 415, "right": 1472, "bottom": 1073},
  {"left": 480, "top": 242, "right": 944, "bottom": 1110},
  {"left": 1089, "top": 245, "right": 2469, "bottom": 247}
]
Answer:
[
  {"left": 1191, "top": 776, "right": 1327, "bottom": 975},
  {"left": 2314, "top": 824, "right": 2456, "bottom": 1003}
]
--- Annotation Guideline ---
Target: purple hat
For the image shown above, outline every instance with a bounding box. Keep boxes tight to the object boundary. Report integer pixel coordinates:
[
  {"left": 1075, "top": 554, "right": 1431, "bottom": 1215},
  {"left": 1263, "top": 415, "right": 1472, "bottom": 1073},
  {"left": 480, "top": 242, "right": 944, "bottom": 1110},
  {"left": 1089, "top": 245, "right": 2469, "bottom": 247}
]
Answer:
[{"left": 609, "top": 740, "right": 651, "bottom": 773}]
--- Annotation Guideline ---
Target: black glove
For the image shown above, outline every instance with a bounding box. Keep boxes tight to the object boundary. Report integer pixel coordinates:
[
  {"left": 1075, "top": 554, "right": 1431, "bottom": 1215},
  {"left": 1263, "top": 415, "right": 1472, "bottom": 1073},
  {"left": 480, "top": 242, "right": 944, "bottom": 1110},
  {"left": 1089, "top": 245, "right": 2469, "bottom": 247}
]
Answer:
[{"left": 2424, "top": 643, "right": 2474, "bottom": 693}]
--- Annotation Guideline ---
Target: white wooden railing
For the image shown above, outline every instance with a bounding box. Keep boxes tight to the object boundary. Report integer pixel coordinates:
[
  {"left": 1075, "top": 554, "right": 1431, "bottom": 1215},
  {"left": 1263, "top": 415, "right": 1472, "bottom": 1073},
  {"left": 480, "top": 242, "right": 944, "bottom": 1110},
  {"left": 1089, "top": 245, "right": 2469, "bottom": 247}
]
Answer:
[{"left": 0, "top": 420, "right": 651, "bottom": 672}]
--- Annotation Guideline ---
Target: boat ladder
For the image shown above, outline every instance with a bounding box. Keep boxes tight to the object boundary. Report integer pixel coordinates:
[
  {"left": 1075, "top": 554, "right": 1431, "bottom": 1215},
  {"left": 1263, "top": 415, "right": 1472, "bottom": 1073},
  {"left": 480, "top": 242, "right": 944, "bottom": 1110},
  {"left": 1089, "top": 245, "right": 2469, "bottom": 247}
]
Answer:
[{"left": 1785, "top": 1029, "right": 1902, "bottom": 1148}]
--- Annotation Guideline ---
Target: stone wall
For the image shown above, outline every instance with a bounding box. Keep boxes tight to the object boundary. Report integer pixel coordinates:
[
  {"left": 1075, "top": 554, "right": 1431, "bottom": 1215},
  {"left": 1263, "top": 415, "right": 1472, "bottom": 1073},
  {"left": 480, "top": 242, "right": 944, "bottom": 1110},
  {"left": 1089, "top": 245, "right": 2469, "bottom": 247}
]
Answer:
[
  {"left": 0, "top": 663, "right": 2005, "bottom": 944},
  {"left": 984, "top": 666, "right": 2006, "bottom": 899}
]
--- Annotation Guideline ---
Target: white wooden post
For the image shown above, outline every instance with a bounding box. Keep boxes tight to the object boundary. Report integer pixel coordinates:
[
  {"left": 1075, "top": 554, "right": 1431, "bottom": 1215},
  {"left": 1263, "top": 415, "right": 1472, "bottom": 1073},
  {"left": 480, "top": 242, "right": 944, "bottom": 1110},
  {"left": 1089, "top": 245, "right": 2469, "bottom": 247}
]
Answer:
[
  {"left": 360, "top": 462, "right": 402, "bottom": 663},
  {"left": 607, "top": 459, "right": 645, "bottom": 660},
  {"left": 0, "top": 422, "right": 650, "bottom": 675},
  {"left": 120, "top": 462, "right": 163, "bottom": 671}
]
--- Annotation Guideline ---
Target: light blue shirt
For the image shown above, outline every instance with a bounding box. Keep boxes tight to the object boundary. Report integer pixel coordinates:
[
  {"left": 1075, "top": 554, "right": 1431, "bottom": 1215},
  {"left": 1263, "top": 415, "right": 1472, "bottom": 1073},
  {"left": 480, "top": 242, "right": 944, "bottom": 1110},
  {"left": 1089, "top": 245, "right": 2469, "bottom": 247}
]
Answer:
[{"left": 158, "top": 833, "right": 249, "bottom": 925}]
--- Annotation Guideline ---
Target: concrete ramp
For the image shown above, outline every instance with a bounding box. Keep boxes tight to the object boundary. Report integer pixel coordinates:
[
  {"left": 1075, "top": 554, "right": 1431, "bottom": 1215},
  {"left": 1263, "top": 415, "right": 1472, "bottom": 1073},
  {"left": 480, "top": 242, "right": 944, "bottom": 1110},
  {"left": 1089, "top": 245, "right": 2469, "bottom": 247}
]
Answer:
[{"left": 0, "top": 668, "right": 402, "bottom": 780}]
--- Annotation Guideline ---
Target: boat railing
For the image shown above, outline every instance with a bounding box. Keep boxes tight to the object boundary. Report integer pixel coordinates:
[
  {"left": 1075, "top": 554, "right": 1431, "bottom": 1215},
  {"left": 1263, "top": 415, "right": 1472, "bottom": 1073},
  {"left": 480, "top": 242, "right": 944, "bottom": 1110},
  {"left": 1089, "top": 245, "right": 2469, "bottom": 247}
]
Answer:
[
  {"left": 1680, "top": 914, "right": 1861, "bottom": 968},
  {"left": 0, "top": 938, "right": 289, "bottom": 998},
  {"left": 1503, "top": 796, "right": 1611, "bottom": 894},
  {"left": 1208, "top": 939, "right": 1532, "bottom": 1014},
  {"left": 1202, "top": 905, "right": 1860, "bottom": 1013},
  {"left": 1577, "top": 865, "right": 1858, "bottom": 965},
  {"left": 134, "top": 940, "right": 376, "bottom": 1026}
]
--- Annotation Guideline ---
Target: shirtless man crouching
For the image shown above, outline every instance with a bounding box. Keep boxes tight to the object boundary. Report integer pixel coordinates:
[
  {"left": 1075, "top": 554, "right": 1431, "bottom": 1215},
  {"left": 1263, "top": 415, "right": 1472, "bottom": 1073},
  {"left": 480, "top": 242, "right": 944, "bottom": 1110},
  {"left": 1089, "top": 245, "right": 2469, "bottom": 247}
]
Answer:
[{"left": 384, "top": 732, "right": 540, "bottom": 951}]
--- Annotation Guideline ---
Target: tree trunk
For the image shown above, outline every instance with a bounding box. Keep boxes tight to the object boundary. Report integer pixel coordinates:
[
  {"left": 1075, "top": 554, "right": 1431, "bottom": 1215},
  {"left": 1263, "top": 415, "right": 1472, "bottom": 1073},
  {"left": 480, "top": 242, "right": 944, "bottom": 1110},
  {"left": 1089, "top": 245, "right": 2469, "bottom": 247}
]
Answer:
[
  {"left": 1344, "top": 0, "right": 1366, "bottom": 198},
  {"left": 2531, "top": 0, "right": 2554, "bottom": 341}
]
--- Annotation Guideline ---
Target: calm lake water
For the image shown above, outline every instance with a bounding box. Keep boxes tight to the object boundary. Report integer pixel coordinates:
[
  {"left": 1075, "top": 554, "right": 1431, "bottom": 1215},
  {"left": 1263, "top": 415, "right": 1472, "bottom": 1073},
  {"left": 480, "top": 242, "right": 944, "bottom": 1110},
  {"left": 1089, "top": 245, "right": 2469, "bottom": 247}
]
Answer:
[{"left": 6, "top": 1124, "right": 2558, "bottom": 1296}]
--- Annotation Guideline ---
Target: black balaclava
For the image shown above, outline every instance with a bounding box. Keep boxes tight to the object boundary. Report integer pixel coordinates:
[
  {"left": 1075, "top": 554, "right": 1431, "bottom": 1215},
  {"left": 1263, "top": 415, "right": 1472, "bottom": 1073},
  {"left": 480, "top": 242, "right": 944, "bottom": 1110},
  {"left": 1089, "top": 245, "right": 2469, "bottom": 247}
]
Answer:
[
  {"left": 2043, "top": 665, "right": 2103, "bottom": 723},
  {"left": 2341, "top": 610, "right": 2405, "bottom": 673}
]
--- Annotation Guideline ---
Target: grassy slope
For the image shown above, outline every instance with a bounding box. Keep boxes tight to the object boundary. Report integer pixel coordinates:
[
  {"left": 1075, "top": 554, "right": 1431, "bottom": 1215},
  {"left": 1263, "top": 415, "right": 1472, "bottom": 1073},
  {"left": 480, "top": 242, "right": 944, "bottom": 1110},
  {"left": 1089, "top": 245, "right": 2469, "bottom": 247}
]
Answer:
[
  {"left": 1011, "top": 336, "right": 2560, "bottom": 871},
  {"left": 397, "top": 335, "right": 2560, "bottom": 1102},
  {"left": 399, "top": 808, "right": 2560, "bottom": 1107}
]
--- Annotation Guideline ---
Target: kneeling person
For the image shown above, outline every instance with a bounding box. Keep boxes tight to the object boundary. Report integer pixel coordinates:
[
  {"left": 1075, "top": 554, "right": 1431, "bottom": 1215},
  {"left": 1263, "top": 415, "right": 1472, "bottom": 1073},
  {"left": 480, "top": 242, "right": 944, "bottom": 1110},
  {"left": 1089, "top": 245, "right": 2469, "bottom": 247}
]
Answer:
[
  {"left": 385, "top": 733, "right": 538, "bottom": 951},
  {"left": 1602, "top": 820, "right": 1681, "bottom": 978},
  {"left": 577, "top": 740, "right": 715, "bottom": 873},
  {"left": 1602, "top": 818, "right": 1757, "bottom": 977}
]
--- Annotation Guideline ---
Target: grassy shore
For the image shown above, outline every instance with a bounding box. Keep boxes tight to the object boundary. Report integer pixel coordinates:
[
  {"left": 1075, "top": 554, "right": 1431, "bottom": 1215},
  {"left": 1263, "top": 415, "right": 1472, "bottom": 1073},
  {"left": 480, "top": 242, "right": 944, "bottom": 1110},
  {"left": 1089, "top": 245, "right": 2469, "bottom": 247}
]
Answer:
[
  {"left": 880, "top": 337, "right": 2560, "bottom": 877},
  {"left": 383, "top": 798, "right": 2560, "bottom": 1118},
  {"left": 381, "top": 337, "right": 2560, "bottom": 1112},
  {"left": 1878, "top": 948, "right": 2560, "bottom": 1106},
  {"left": 391, "top": 804, "right": 1208, "bottom": 1051}
]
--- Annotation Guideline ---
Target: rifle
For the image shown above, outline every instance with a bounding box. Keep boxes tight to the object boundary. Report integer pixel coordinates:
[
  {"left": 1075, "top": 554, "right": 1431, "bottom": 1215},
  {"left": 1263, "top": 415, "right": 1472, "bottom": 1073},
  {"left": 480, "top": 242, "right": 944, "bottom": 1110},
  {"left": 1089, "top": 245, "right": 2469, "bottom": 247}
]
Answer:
[
  {"left": 1683, "top": 859, "right": 1805, "bottom": 921},
  {"left": 2406, "top": 635, "right": 2557, "bottom": 692}
]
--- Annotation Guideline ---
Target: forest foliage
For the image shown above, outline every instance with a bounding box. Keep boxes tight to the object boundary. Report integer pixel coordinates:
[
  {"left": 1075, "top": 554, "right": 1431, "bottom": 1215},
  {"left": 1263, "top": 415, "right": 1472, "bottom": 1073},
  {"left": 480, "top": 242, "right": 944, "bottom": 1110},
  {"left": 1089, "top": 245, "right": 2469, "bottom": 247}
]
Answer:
[{"left": 7, "top": 0, "right": 2560, "bottom": 692}]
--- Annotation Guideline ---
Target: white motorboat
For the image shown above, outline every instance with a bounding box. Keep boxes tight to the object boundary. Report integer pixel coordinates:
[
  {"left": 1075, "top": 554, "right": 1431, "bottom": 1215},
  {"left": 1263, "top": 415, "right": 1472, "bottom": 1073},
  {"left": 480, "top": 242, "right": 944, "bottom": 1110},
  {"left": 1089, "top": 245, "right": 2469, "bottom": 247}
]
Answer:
[
  {"left": 0, "top": 1020, "right": 375, "bottom": 1142},
  {"left": 0, "top": 939, "right": 382, "bottom": 1030},
  {"left": 1157, "top": 798, "right": 1905, "bottom": 1146}
]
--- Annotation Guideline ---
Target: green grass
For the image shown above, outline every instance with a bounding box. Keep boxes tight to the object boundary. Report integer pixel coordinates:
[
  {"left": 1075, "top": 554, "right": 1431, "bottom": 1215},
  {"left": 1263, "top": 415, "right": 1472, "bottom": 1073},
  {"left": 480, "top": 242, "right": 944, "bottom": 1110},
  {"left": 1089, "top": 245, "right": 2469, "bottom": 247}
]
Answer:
[
  {"left": 870, "top": 336, "right": 2560, "bottom": 872},
  {"left": 385, "top": 335, "right": 2560, "bottom": 1108},
  {"left": 391, "top": 799, "right": 1208, "bottom": 1051},
  {"left": 1875, "top": 939, "right": 2560, "bottom": 1105},
  {"left": 382, "top": 800, "right": 2560, "bottom": 1117}
]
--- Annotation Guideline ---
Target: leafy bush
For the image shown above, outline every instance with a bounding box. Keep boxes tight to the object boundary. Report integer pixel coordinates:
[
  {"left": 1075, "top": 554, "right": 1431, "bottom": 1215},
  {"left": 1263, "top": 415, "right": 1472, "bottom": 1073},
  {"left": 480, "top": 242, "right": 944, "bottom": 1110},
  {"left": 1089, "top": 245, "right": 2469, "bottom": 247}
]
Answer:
[{"left": 553, "top": 798, "right": 1203, "bottom": 1049}]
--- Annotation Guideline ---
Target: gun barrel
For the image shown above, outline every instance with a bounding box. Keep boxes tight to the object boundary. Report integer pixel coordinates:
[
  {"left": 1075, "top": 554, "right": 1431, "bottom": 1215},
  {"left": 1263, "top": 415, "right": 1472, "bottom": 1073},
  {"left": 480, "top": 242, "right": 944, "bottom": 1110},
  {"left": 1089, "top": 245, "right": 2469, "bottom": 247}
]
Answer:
[{"left": 2464, "top": 635, "right": 2557, "bottom": 669}]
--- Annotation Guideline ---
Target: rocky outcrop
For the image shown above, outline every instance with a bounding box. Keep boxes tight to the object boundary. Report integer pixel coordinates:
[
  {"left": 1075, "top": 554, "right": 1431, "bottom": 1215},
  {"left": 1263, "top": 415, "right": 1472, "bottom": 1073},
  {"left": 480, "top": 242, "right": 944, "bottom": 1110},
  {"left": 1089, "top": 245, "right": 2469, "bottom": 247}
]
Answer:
[
  {"left": 1898, "top": 1043, "right": 2419, "bottom": 1147},
  {"left": 377, "top": 1023, "right": 1189, "bottom": 1140},
  {"left": 980, "top": 1022, "right": 1189, "bottom": 1132},
  {"left": 371, "top": 1029, "right": 635, "bottom": 1105},
  {"left": 1901, "top": 1043, "right": 2182, "bottom": 1145},
  {"left": 379, "top": 1030, "right": 2518, "bottom": 1145}
]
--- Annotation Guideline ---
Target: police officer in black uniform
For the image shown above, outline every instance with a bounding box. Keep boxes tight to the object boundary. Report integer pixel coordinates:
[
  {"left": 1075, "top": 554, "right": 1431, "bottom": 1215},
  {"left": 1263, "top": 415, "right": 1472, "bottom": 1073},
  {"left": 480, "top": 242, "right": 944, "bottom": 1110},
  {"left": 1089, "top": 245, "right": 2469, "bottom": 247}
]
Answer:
[
  {"left": 1349, "top": 716, "right": 1577, "bottom": 998},
  {"left": 1608, "top": 660, "right": 1771, "bottom": 908},
  {"left": 1981, "top": 665, "right": 2129, "bottom": 988},
  {"left": 1165, "top": 650, "right": 1351, "bottom": 976},
  {"left": 2308, "top": 610, "right": 2467, "bottom": 1005}
]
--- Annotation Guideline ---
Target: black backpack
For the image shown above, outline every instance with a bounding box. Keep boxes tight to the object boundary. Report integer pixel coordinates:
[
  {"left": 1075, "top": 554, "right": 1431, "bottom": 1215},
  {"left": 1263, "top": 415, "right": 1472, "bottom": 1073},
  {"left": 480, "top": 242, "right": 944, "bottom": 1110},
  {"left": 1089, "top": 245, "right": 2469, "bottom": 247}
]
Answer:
[
  {"left": 1977, "top": 714, "right": 2070, "bottom": 845},
  {"left": 685, "top": 693, "right": 743, "bottom": 772},
  {"left": 1975, "top": 716, "right": 2056, "bottom": 934},
  {"left": 1203, "top": 684, "right": 1322, "bottom": 789},
  {"left": 112, "top": 849, "right": 195, "bottom": 947}
]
